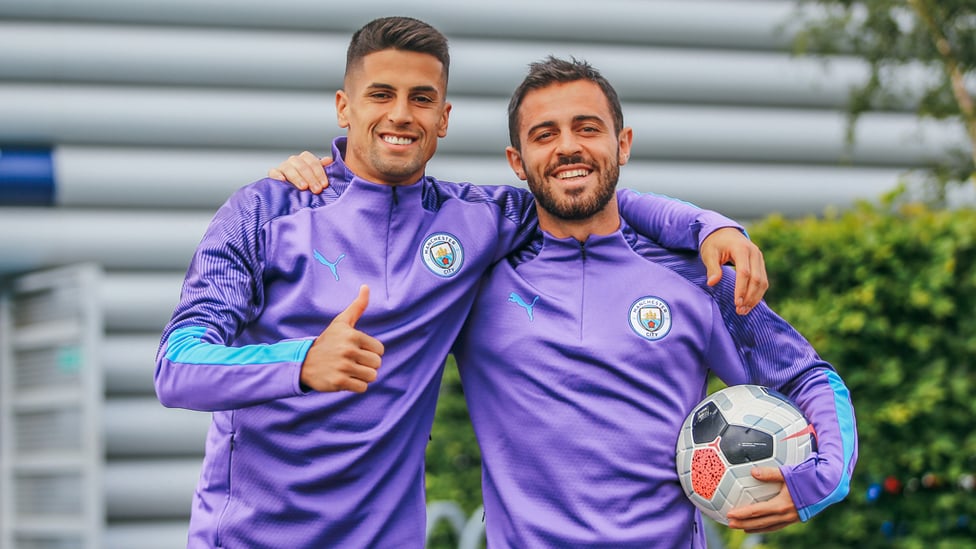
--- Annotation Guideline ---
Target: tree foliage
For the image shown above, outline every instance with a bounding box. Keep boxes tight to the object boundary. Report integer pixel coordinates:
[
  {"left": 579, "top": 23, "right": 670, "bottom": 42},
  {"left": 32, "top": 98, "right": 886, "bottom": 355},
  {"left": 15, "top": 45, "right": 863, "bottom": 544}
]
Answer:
[
  {"left": 794, "top": 0, "right": 976, "bottom": 191},
  {"left": 747, "top": 195, "right": 976, "bottom": 548}
]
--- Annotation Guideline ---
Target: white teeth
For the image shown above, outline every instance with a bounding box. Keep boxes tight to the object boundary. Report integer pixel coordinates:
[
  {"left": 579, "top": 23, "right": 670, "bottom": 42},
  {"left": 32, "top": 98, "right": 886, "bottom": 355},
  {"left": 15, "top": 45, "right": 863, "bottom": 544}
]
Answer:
[
  {"left": 383, "top": 136, "right": 414, "bottom": 145},
  {"left": 557, "top": 169, "right": 589, "bottom": 179}
]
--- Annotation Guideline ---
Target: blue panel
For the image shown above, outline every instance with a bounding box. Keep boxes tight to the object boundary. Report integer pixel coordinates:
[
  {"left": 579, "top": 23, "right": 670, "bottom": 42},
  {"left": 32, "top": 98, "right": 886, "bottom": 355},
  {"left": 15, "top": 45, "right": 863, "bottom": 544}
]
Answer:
[{"left": 0, "top": 147, "right": 55, "bottom": 205}]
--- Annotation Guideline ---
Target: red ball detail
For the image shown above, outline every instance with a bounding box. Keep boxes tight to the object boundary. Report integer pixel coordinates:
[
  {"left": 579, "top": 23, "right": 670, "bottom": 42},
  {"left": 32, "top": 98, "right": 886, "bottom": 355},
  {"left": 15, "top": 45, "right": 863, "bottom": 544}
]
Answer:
[{"left": 692, "top": 447, "right": 726, "bottom": 500}]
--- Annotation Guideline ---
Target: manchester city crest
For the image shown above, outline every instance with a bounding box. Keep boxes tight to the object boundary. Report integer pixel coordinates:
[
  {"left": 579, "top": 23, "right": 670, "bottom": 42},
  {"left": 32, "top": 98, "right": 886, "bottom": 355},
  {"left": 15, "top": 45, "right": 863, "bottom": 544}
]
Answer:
[
  {"left": 628, "top": 296, "right": 672, "bottom": 341},
  {"left": 421, "top": 232, "right": 464, "bottom": 277}
]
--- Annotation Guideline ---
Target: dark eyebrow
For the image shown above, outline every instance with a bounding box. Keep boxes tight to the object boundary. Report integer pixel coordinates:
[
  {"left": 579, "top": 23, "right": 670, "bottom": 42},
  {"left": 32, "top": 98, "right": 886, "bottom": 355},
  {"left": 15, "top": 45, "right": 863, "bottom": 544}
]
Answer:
[
  {"left": 365, "top": 82, "right": 395, "bottom": 92},
  {"left": 526, "top": 120, "right": 557, "bottom": 136},
  {"left": 365, "top": 82, "right": 441, "bottom": 96},
  {"left": 573, "top": 114, "right": 608, "bottom": 126},
  {"left": 526, "top": 115, "right": 606, "bottom": 137}
]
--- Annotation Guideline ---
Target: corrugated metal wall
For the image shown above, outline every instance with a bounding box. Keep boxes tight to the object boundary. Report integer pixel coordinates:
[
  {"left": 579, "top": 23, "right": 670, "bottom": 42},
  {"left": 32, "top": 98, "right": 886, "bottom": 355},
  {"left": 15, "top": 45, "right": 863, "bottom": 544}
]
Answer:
[{"left": 0, "top": 1, "right": 964, "bottom": 547}]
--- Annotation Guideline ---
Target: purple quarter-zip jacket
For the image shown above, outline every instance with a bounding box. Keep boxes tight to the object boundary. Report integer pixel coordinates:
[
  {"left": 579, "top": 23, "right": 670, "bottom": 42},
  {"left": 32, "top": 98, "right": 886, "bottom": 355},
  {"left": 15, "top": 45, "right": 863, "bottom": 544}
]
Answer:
[{"left": 453, "top": 223, "right": 857, "bottom": 548}]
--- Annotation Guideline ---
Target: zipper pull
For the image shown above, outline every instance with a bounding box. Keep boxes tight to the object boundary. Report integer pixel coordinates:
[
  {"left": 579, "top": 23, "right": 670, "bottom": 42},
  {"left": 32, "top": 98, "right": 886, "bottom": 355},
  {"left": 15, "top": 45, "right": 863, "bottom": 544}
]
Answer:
[{"left": 392, "top": 185, "right": 399, "bottom": 206}]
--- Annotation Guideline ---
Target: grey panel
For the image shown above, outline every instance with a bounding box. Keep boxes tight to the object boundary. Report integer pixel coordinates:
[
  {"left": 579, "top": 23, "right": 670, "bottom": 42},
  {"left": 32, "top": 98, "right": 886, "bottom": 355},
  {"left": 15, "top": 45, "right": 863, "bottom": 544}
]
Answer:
[{"left": 0, "top": 0, "right": 800, "bottom": 50}]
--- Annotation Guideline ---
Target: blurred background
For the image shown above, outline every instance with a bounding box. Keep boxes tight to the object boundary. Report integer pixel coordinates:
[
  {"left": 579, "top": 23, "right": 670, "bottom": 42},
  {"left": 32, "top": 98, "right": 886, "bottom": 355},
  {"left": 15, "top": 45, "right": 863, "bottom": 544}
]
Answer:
[{"left": 1, "top": 1, "right": 974, "bottom": 548}]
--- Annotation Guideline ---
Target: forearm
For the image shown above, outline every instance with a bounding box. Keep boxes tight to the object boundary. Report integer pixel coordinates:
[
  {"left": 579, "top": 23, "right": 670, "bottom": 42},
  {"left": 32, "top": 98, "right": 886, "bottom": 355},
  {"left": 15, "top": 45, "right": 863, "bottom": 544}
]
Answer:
[
  {"left": 155, "top": 326, "right": 312, "bottom": 411},
  {"left": 781, "top": 368, "right": 859, "bottom": 521}
]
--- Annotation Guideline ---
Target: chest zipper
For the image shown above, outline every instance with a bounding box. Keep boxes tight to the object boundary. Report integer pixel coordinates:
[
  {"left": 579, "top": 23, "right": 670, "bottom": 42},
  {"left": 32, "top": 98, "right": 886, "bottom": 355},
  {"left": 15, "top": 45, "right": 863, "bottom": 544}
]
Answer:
[{"left": 578, "top": 240, "right": 587, "bottom": 340}]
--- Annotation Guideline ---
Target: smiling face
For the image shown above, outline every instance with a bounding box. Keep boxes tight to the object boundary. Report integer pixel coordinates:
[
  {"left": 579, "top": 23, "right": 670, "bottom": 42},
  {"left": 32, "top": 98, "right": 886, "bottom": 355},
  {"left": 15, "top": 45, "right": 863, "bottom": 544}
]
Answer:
[
  {"left": 506, "top": 79, "right": 633, "bottom": 238},
  {"left": 336, "top": 49, "right": 451, "bottom": 186}
]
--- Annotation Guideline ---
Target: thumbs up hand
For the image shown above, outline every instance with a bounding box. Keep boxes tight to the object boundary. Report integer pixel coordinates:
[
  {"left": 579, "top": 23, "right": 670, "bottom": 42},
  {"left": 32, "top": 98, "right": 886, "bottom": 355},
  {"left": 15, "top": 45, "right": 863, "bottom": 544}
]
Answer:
[{"left": 300, "top": 285, "right": 385, "bottom": 393}]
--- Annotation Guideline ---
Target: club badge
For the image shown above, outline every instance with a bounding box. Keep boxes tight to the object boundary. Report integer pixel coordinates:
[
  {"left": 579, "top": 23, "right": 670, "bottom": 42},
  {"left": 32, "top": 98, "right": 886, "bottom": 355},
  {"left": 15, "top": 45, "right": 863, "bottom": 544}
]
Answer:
[
  {"left": 421, "top": 232, "right": 464, "bottom": 277},
  {"left": 629, "top": 296, "right": 672, "bottom": 341}
]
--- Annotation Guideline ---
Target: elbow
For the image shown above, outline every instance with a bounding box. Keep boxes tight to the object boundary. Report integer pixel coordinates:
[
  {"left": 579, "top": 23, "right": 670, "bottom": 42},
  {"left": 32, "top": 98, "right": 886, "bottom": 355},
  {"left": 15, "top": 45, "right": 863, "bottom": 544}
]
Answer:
[
  {"left": 153, "top": 360, "right": 184, "bottom": 409},
  {"left": 154, "top": 373, "right": 179, "bottom": 409}
]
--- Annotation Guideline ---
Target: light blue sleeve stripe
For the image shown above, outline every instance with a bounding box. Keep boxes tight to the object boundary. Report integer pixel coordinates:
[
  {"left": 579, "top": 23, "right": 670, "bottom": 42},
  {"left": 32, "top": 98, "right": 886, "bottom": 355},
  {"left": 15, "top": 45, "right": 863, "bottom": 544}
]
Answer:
[
  {"left": 164, "top": 325, "right": 314, "bottom": 366},
  {"left": 798, "top": 369, "right": 857, "bottom": 521}
]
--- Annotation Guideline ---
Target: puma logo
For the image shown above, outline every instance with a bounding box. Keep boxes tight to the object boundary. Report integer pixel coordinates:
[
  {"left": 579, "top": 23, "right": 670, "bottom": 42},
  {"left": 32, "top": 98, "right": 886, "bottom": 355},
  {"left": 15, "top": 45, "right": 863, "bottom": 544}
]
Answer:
[
  {"left": 508, "top": 292, "right": 540, "bottom": 321},
  {"left": 314, "top": 249, "right": 346, "bottom": 281}
]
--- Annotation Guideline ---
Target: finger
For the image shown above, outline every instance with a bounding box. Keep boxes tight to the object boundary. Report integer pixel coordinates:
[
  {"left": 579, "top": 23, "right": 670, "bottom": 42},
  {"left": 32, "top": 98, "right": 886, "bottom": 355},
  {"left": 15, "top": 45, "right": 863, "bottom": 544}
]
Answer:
[
  {"left": 701, "top": 247, "right": 723, "bottom": 288},
  {"left": 344, "top": 343, "right": 383, "bottom": 369},
  {"left": 731, "top": 504, "right": 794, "bottom": 533},
  {"left": 290, "top": 151, "right": 322, "bottom": 193},
  {"left": 287, "top": 151, "right": 322, "bottom": 194},
  {"left": 749, "top": 250, "right": 769, "bottom": 306},
  {"left": 269, "top": 166, "right": 311, "bottom": 191},
  {"left": 727, "top": 505, "right": 787, "bottom": 531},
  {"left": 732, "top": 249, "right": 752, "bottom": 313},
  {"left": 349, "top": 362, "right": 380, "bottom": 383},
  {"left": 354, "top": 332, "right": 385, "bottom": 358},
  {"left": 273, "top": 155, "right": 314, "bottom": 191},
  {"left": 333, "top": 285, "right": 370, "bottom": 328},
  {"left": 289, "top": 151, "right": 323, "bottom": 193},
  {"left": 726, "top": 469, "right": 785, "bottom": 521},
  {"left": 745, "top": 520, "right": 793, "bottom": 534},
  {"left": 311, "top": 153, "right": 334, "bottom": 193},
  {"left": 336, "top": 377, "right": 369, "bottom": 394},
  {"left": 268, "top": 167, "right": 286, "bottom": 182}
]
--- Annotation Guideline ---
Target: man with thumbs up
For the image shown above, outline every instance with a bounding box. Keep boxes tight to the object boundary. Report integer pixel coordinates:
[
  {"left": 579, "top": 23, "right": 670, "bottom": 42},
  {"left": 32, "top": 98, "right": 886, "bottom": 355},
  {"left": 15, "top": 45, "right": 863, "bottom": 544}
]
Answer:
[{"left": 154, "top": 16, "right": 766, "bottom": 549}]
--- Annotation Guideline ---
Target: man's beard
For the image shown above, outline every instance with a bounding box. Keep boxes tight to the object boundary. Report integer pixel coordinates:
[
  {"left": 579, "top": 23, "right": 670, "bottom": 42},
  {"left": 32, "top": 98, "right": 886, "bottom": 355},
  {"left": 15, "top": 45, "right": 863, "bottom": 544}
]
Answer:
[{"left": 526, "top": 154, "right": 619, "bottom": 220}]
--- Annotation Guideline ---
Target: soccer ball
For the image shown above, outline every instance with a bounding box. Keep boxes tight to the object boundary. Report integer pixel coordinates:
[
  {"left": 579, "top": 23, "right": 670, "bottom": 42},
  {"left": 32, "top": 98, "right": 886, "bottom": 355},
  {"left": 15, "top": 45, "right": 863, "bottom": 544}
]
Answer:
[{"left": 675, "top": 385, "right": 817, "bottom": 525}]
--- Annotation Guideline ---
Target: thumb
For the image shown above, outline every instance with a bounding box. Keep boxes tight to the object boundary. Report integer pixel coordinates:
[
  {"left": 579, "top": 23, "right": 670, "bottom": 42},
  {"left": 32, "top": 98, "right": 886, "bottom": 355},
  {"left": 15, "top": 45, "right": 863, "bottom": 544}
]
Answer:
[
  {"left": 752, "top": 466, "right": 785, "bottom": 483},
  {"left": 333, "top": 285, "right": 369, "bottom": 328}
]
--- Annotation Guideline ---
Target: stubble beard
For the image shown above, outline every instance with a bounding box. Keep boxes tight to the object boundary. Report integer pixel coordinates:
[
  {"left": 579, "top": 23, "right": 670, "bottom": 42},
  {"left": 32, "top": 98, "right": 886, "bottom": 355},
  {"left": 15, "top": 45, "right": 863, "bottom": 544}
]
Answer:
[
  {"left": 526, "top": 155, "right": 619, "bottom": 221},
  {"left": 367, "top": 147, "right": 426, "bottom": 183}
]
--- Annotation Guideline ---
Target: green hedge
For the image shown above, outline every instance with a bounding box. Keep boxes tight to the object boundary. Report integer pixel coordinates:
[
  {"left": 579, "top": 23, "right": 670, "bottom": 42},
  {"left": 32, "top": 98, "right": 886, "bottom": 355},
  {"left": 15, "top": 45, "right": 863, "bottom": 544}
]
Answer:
[
  {"left": 425, "top": 196, "right": 976, "bottom": 548},
  {"left": 425, "top": 356, "right": 483, "bottom": 547},
  {"left": 748, "top": 197, "right": 976, "bottom": 549}
]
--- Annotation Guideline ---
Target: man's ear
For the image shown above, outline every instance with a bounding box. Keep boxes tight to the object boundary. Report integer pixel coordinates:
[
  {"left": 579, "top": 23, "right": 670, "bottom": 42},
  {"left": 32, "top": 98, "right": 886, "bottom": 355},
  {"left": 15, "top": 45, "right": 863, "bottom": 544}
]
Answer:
[
  {"left": 436, "top": 102, "right": 452, "bottom": 138},
  {"left": 505, "top": 146, "right": 527, "bottom": 181},
  {"left": 618, "top": 126, "right": 634, "bottom": 165},
  {"left": 336, "top": 90, "right": 350, "bottom": 129}
]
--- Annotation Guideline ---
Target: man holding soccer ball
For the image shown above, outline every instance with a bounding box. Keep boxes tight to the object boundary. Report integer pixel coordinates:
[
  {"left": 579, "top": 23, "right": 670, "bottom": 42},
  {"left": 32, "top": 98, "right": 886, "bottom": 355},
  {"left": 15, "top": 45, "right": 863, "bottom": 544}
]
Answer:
[
  {"left": 454, "top": 56, "right": 857, "bottom": 546},
  {"left": 274, "top": 55, "right": 857, "bottom": 547}
]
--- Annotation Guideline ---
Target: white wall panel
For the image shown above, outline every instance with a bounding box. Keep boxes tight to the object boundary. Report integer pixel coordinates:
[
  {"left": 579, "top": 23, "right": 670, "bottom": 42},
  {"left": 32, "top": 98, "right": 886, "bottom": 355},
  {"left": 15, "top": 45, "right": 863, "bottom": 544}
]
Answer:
[
  {"left": 1, "top": 85, "right": 964, "bottom": 165},
  {"left": 0, "top": 0, "right": 801, "bottom": 50},
  {"left": 103, "top": 399, "right": 209, "bottom": 457},
  {"left": 101, "top": 335, "right": 160, "bottom": 394},
  {"left": 2, "top": 21, "right": 911, "bottom": 109},
  {"left": 52, "top": 145, "right": 906, "bottom": 217},
  {"left": 0, "top": 208, "right": 206, "bottom": 274}
]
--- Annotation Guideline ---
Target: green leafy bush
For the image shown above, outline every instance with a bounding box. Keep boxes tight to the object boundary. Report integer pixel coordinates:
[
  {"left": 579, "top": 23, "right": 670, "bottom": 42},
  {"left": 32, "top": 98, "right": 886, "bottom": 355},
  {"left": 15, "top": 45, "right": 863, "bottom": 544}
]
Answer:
[
  {"left": 425, "top": 356, "right": 483, "bottom": 547},
  {"left": 750, "top": 196, "right": 976, "bottom": 548}
]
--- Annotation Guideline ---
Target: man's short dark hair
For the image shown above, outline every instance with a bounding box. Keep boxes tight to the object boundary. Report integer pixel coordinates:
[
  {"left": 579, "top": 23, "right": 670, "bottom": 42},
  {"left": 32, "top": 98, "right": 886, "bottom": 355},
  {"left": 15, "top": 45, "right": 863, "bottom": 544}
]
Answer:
[
  {"left": 346, "top": 16, "right": 450, "bottom": 84},
  {"left": 508, "top": 56, "right": 624, "bottom": 150}
]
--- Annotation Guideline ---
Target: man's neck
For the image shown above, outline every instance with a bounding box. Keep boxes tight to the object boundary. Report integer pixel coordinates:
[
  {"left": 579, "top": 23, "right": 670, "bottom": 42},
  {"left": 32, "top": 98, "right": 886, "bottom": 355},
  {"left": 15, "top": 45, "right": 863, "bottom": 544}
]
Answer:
[{"left": 536, "top": 204, "right": 621, "bottom": 243}]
